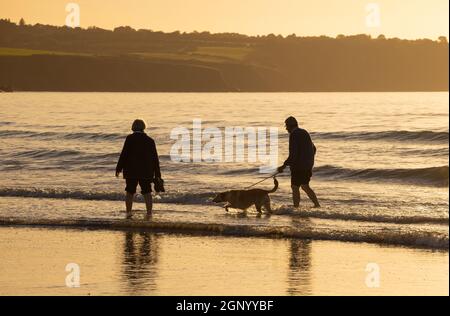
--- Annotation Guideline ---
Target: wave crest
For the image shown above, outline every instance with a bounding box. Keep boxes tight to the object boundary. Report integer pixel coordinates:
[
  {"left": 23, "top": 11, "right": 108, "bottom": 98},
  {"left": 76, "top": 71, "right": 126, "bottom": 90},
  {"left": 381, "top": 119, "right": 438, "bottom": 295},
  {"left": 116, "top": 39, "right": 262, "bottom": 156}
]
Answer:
[
  {"left": 314, "top": 165, "right": 449, "bottom": 187},
  {"left": 0, "top": 130, "right": 123, "bottom": 141},
  {"left": 0, "top": 188, "right": 447, "bottom": 225},
  {"left": 0, "top": 217, "right": 447, "bottom": 250},
  {"left": 311, "top": 130, "right": 449, "bottom": 143}
]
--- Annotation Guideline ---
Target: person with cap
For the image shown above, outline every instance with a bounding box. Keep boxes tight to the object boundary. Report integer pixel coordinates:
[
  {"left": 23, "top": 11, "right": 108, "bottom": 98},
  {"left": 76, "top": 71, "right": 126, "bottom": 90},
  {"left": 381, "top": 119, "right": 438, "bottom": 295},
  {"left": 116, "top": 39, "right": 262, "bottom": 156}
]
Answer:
[{"left": 278, "top": 116, "right": 320, "bottom": 208}]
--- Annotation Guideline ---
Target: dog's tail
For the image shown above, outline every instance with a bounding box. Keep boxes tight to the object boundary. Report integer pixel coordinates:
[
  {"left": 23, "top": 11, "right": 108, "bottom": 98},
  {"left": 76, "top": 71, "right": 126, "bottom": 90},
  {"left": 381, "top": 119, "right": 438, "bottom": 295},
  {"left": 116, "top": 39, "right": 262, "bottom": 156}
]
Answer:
[{"left": 267, "top": 177, "right": 278, "bottom": 193}]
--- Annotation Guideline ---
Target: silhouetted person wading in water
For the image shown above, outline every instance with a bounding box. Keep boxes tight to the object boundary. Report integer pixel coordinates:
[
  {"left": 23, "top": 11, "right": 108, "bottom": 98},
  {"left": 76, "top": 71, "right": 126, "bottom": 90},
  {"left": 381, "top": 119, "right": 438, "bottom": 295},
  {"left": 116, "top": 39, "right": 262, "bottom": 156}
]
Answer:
[
  {"left": 278, "top": 116, "right": 320, "bottom": 208},
  {"left": 116, "top": 119, "right": 162, "bottom": 215}
]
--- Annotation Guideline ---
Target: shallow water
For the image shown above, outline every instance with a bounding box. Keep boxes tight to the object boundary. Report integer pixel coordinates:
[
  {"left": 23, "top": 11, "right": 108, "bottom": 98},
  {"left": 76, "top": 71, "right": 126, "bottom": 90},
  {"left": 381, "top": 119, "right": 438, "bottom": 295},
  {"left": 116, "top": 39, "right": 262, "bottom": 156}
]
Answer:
[{"left": 0, "top": 92, "right": 448, "bottom": 249}]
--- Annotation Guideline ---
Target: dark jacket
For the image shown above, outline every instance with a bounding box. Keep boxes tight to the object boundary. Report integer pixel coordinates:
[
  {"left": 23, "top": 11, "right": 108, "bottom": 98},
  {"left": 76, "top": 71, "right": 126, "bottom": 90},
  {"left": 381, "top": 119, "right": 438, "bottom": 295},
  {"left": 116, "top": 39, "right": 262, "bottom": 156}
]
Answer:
[
  {"left": 283, "top": 127, "right": 316, "bottom": 170},
  {"left": 116, "top": 132, "right": 161, "bottom": 180}
]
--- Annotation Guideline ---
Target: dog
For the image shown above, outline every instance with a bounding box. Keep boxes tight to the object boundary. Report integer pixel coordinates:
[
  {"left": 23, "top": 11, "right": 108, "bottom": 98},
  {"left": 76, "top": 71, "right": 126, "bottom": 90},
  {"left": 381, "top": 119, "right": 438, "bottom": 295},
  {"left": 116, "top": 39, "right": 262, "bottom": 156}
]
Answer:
[{"left": 212, "top": 177, "right": 278, "bottom": 213}]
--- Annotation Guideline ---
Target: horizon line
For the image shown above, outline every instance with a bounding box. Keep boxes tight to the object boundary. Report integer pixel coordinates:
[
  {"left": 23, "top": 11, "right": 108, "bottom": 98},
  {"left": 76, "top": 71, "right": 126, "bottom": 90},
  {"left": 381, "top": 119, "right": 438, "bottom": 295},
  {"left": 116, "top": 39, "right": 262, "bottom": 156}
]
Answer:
[{"left": 2, "top": 17, "right": 448, "bottom": 42}]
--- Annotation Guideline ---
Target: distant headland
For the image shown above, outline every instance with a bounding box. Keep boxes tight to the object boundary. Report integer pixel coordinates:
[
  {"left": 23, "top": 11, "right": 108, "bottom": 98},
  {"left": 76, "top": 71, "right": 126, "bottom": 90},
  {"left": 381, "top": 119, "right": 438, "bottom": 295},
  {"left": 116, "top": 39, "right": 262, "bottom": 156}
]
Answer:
[{"left": 0, "top": 19, "right": 448, "bottom": 92}]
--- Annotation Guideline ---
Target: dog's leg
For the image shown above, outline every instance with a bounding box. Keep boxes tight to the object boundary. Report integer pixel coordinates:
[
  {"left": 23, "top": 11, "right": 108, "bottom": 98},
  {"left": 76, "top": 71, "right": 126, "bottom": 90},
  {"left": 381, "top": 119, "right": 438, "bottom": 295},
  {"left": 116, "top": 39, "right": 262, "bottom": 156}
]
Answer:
[
  {"left": 224, "top": 204, "right": 230, "bottom": 212},
  {"left": 263, "top": 195, "right": 272, "bottom": 213},
  {"left": 255, "top": 202, "right": 262, "bottom": 213}
]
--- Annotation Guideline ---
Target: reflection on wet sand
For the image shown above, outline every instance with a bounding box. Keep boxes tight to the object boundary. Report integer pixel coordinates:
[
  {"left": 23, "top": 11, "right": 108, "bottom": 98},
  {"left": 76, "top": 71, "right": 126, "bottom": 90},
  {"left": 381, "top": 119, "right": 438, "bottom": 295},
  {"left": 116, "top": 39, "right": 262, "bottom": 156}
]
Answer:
[
  {"left": 0, "top": 226, "right": 446, "bottom": 295},
  {"left": 286, "top": 218, "right": 313, "bottom": 295},
  {"left": 122, "top": 231, "right": 159, "bottom": 295},
  {"left": 287, "top": 239, "right": 312, "bottom": 295}
]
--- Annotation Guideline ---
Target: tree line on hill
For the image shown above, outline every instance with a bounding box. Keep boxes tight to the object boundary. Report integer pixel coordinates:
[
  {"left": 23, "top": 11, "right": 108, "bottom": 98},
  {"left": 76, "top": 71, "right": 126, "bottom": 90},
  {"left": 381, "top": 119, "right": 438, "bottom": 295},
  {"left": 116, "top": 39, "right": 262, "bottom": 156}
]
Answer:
[{"left": 0, "top": 18, "right": 448, "bottom": 92}]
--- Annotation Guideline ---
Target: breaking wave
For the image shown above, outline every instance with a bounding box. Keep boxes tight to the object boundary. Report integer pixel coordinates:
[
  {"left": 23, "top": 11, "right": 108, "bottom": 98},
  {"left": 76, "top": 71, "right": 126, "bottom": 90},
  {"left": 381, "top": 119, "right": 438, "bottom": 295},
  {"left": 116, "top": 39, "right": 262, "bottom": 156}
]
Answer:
[
  {"left": 311, "top": 130, "right": 449, "bottom": 143},
  {"left": 219, "top": 165, "right": 449, "bottom": 187},
  {"left": 0, "top": 129, "right": 124, "bottom": 141},
  {"left": 0, "top": 217, "right": 447, "bottom": 250},
  {"left": 2, "top": 129, "right": 448, "bottom": 143},
  {"left": 0, "top": 188, "right": 214, "bottom": 204},
  {"left": 0, "top": 188, "right": 447, "bottom": 226},
  {"left": 314, "top": 165, "right": 449, "bottom": 187}
]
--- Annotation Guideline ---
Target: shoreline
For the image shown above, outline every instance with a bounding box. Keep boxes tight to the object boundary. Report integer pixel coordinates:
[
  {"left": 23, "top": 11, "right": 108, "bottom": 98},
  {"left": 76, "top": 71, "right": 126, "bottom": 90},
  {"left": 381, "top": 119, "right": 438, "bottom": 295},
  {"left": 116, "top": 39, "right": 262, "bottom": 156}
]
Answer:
[{"left": 1, "top": 217, "right": 448, "bottom": 251}]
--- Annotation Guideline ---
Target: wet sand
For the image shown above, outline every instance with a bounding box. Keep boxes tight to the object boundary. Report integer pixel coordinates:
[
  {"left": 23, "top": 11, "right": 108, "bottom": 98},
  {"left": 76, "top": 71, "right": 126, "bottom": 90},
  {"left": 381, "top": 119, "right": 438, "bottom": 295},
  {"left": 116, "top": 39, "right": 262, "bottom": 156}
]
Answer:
[{"left": 0, "top": 226, "right": 447, "bottom": 296}]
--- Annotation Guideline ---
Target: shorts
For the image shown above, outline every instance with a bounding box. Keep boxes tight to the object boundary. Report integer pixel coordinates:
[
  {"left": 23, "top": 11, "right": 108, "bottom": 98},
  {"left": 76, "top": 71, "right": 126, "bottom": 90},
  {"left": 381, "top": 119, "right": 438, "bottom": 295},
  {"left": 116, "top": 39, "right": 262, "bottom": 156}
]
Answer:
[
  {"left": 291, "top": 168, "right": 312, "bottom": 186},
  {"left": 125, "top": 178, "right": 152, "bottom": 194}
]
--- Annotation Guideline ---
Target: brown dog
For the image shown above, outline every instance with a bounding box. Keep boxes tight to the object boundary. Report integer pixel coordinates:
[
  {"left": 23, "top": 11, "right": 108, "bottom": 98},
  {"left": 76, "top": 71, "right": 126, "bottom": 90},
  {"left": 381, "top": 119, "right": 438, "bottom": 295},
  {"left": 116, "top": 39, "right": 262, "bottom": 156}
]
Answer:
[{"left": 213, "top": 177, "right": 278, "bottom": 213}]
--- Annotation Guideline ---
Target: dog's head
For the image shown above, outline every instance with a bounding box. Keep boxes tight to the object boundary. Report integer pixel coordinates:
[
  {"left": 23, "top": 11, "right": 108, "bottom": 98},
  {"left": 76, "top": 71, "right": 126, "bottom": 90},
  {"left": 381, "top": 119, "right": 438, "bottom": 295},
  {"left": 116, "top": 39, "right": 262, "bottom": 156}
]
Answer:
[{"left": 213, "top": 192, "right": 229, "bottom": 203}]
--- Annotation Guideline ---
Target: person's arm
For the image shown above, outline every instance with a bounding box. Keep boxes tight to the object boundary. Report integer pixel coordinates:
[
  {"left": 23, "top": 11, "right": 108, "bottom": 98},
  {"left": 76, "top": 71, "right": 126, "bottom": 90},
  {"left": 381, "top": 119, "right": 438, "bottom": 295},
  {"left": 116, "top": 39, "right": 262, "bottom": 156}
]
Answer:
[
  {"left": 284, "top": 132, "right": 300, "bottom": 167},
  {"left": 278, "top": 132, "right": 300, "bottom": 172},
  {"left": 116, "top": 137, "right": 129, "bottom": 177}
]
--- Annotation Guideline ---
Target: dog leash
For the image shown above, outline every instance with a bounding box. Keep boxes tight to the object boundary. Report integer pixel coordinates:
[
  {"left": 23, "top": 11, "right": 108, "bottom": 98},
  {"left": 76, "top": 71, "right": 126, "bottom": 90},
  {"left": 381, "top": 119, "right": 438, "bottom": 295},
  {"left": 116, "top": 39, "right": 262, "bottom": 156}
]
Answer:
[{"left": 244, "top": 171, "right": 279, "bottom": 190}]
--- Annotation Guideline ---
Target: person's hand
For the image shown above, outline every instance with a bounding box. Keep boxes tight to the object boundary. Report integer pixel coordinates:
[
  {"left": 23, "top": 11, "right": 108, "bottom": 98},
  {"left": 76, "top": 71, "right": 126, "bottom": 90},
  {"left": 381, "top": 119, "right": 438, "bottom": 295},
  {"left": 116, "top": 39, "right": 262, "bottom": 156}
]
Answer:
[{"left": 277, "top": 165, "right": 286, "bottom": 173}]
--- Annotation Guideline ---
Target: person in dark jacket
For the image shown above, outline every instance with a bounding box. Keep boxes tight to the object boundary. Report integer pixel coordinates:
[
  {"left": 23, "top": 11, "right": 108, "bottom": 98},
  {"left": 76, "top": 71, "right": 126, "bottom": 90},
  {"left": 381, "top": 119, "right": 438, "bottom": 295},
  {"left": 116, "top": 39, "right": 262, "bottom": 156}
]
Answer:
[
  {"left": 116, "top": 119, "right": 162, "bottom": 215},
  {"left": 278, "top": 116, "right": 320, "bottom": 208}
]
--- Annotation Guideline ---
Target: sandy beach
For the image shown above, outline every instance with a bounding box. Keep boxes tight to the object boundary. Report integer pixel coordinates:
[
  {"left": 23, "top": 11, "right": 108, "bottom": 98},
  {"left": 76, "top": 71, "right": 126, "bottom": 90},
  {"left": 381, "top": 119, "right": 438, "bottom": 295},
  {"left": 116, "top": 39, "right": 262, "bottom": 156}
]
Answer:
[{"left": 0, "top": 226, "right": 447, "bottom": 296}]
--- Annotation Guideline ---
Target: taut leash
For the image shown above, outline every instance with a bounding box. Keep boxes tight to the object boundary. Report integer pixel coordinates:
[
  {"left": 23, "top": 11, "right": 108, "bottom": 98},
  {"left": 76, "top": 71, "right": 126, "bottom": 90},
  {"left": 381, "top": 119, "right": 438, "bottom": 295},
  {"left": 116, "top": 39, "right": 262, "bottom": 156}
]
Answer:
[{"left": 244, "top": 171, "right": 279, "bottom": 190}]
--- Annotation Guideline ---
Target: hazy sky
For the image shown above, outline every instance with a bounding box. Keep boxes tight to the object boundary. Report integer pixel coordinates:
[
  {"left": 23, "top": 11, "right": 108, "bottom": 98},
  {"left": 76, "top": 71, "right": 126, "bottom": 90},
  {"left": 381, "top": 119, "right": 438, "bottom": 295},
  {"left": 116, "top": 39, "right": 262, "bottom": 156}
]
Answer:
[{"left": 0, "top": 0, "right": 448, "bottom": 39}]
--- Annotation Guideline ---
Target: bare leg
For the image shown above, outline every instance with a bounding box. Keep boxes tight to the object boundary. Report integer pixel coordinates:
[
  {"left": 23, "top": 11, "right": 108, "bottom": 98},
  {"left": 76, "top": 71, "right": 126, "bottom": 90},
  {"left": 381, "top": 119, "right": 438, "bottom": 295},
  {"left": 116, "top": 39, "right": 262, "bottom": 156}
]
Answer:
[
  {"left": 126, "top": 192, "right": 134, "bottom": 213},
  {"left": 143, "top": 193, "right": 153, "bottom": 215},
  {"left": 301, "top": 185, "right": 320, "bottom": 207},
  {"left": 291, "top": 185, "right": 300, "bottom": 208}
]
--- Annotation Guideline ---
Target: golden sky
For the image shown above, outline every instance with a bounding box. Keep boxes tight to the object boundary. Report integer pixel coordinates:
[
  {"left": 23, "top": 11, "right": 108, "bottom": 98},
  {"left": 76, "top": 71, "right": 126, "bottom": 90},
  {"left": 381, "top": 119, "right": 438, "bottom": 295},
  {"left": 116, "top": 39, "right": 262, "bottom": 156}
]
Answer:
[{"left": 0, "top": 0, "right": 448, "bottom": 39}]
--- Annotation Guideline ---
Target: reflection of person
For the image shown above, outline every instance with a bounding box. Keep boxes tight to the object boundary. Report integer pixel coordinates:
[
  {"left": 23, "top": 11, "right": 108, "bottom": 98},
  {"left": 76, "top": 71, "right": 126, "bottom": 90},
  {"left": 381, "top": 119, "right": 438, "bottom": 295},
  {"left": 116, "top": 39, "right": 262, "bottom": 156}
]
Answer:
[
  {"left": 116, "top": 119, "right": 162, "bottom": 215},
  {"left": 278, "top": 117, "right": 320, "bottom": 208},
  {"left": 122, "top": 232, "right": 159, "bottom": 294},
  {"left": 287, "top": 239, "right": 312, "bottom": 295}
]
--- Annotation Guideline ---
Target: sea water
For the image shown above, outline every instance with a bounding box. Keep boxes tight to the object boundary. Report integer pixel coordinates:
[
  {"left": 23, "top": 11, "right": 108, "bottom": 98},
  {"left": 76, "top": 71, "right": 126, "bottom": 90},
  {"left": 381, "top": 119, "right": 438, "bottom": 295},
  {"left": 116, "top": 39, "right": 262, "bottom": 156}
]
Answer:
[{"left": 0, "top": 92, "right": 448, "bottom": 249}]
